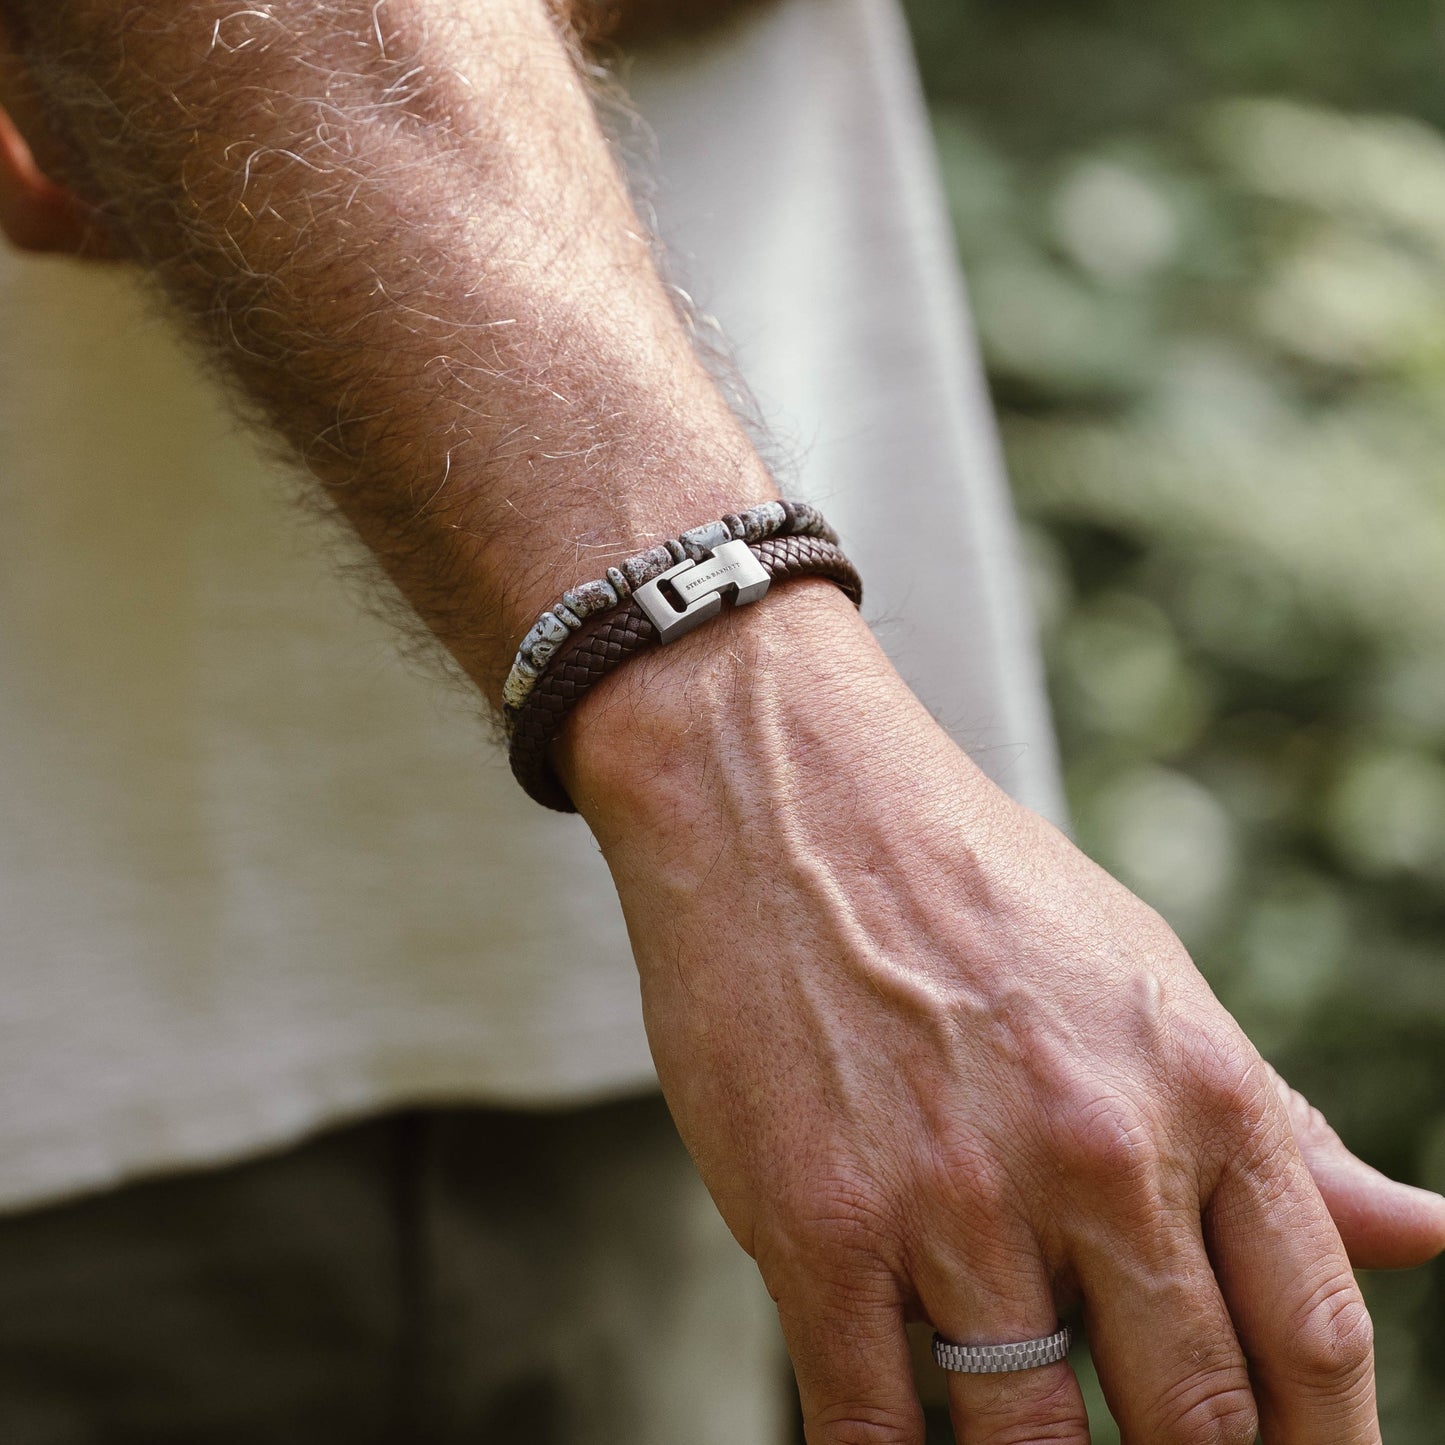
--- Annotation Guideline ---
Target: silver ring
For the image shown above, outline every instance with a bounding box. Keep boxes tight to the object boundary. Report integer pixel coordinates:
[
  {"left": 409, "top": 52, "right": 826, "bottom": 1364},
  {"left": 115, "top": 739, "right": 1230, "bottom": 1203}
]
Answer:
[{"left": 931, "top": 1325, "right": 1072, "bottom": 1374}]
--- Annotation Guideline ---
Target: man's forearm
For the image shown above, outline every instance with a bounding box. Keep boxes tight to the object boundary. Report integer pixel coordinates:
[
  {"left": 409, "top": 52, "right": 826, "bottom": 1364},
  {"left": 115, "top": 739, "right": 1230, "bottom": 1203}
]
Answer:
[
  {"left": 8, "top": 0, "right": 778, "bottom": 704},
  {"left": 11, "top": 6, "right": 1440, "bottom": 1443}
]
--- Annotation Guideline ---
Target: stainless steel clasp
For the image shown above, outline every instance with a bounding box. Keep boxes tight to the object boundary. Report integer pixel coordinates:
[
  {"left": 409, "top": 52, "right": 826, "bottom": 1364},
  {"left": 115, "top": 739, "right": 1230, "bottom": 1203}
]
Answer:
[{"left": 633, "top": 538, "right": 771, "bottom": 644}]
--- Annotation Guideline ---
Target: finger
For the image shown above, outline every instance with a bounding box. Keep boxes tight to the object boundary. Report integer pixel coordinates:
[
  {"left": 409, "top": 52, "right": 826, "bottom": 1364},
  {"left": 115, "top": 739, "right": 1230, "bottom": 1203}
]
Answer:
[
  {"left": 914, "top": 1234, "right": 1089, "bottom": 1443},
  {"left": 1073, "top": 1206, "right": 1258, "bottom": 1444},
  {"left": 778, "top": 1270, "right": 924, "bottom": 1445},
  {"left": 1208, "top": 1136, "right": 1380, "bottom": 1443},
  {"left": 1267, "top": 1064, "right": 1445, "bottom": 1270},
  {"left": 942, "top": 1334, "right": 1087, "bottom": 1445}
]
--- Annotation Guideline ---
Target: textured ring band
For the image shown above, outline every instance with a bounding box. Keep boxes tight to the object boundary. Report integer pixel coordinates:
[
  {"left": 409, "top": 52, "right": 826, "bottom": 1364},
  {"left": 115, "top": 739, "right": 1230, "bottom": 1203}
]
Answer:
[
  {"left": 507, "top": 533, "right": 863, "bottom": 812},
  {"left": 931, "top": 1326, "right": 1073, "bottom": 1374}
]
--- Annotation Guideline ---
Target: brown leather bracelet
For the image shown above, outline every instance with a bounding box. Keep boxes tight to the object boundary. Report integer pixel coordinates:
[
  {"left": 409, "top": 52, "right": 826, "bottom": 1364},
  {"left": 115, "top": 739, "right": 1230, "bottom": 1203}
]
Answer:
[
  {"left": 501, "top": 499, "right": 837, "bottom": 718},
  {"left": 507, "top": 533, "right": 863, "bottom": 812}
]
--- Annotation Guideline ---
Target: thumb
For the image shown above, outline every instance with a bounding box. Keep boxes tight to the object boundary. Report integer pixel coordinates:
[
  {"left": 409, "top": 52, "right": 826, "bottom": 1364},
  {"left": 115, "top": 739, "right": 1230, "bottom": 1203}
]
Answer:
[{"left": 1268, "top": 1064, "right": 1445, "bottom": 1270}]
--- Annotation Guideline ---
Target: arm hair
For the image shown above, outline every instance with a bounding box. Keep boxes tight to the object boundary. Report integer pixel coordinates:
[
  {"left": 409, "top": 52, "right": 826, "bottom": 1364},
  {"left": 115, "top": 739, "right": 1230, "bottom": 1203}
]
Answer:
[{"left": 5, "top": 0, "right": 778, "bottom": 703}]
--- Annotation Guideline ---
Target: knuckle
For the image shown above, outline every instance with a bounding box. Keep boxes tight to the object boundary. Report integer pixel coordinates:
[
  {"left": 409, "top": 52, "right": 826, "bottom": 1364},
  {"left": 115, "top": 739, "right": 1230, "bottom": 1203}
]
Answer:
[
  {"left": 811, "top": 1402, "right": 920, "bottom": 1445},
  {"left": 981, "top": 1428, "right": 1089, "bottom": 1445},
  {"left": 1201, "top": 1051, "right": 1272, "bottom": 1124},
  {"left": 1288, "top": 1278, "right": 1376, "bottom": 1383},
  {"left": 965, "top": 1368, "right": 1090, "bottom": 1444},
  {"left": 1174, "top": 1029, "right": 1285, "bottom": 1175},
  {"left": 981, "top": 1427, "right": 1089, "bottom": 1445},
  {"left": 786, "top": 1170, "right": 895, "bottom": 1261},
  {"left": 1147, "top": 1366, "right": 1258, "bottom": 1445},
  {"left": 761, "top": 1174, "right": 900, "bottom": 1316},
  {"left": 1176, "top": 1025, "right": 1271, "bottom": 1123},
  {"left": 1055, "top": 1089, "right": 1155, "bottom": 1189},
  {"left": 767, "top": 1258, "right": 895, "bottom": 1332}
]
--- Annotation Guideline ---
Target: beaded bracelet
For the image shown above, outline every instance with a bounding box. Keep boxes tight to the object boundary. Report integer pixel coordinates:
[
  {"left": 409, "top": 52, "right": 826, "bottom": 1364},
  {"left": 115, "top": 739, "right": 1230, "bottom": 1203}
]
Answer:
[
  {"left": 501, "top": 499, "right": 836, "bottom": 722},
  {"left": 501, "top": 501, "right": 863, "bottom": 811}
]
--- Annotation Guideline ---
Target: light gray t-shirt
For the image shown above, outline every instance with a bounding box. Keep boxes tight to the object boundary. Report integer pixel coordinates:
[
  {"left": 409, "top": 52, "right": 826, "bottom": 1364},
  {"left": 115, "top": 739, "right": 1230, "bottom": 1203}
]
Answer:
[{"left": 0, "top": 0, "right": 1061, "bottom": 1211}]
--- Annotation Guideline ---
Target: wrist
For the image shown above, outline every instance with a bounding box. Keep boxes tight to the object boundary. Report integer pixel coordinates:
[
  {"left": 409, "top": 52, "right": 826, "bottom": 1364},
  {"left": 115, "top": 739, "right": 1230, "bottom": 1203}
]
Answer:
[
  {"left": 555, "top": 580, "right": 864, "bottom": 809},
  {"left": 554, "top": 578, "right": 976, "bottom": 838}
]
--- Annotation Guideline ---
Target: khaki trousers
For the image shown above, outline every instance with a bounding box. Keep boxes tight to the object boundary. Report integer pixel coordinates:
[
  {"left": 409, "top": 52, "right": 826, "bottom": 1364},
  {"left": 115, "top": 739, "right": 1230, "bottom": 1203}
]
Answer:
[{"left": 0, "top": 1096, "right": 790, "bottom": 1444}]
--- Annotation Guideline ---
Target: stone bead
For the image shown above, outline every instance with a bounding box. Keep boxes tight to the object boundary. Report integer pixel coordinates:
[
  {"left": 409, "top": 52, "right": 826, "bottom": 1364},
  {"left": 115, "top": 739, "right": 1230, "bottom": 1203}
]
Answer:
[
  {"left": 520, "top": 610, "right": 570, "bottom": 668},
  {"left": 502, "top": 653, "right": 541, "bottom": 710},
  {"left": 520, "top": 611, "right": 569, "bottom": 652},
  {"left": 563, "top": 578, "right": 619, "bottom": 618},
  {"left": 722, "top": 513, "right": 745, "bottom": 540},
  {"left": 680, "top": 518, "right": 732, "bottom": 559},
  {"left": 554, "top": 605, "right": 581, "bottom": 629},
  {"left": 583, "top": 578, "right": 620, "bottom": 609},
  {"left": 605, "top": 566, "right": 631, "bottom": 600},
  {"left": 750, "top": 501, "right": 787, "bottom": 539},
  {"left": 782, "top": 499, "right": 833, "bottom": 540},
  {"left": 665, "top": 538, "right": 687, "bottom": 563},
  {"left": 622, "top": 544, "right": 673, "bottom": 590}
]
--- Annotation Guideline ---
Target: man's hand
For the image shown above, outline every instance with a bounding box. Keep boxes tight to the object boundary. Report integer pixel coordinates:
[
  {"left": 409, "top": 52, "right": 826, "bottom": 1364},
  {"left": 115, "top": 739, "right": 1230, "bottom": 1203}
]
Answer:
[
  {"left": 4, "top": 0, "right": 1442, "bottom": 1439},
  {"left": 564, "top": 582, "right": 1445, "bottom": 1443}
]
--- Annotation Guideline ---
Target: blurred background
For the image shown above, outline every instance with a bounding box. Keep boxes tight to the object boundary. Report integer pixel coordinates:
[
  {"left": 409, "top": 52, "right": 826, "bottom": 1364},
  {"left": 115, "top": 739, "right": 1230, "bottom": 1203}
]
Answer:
[{"left": 901, "top": 0, "right": 1445, "bottom": 1437}]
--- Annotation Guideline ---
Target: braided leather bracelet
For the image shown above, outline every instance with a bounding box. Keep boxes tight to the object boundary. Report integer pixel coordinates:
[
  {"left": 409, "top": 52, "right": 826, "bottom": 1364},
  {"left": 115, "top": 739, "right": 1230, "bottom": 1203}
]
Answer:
[
  {"left": 501, "top": 499, "right": 837, "bottom": 719},
  {"left": 505, "top": 523, "right": 863, "bottom": 812}
]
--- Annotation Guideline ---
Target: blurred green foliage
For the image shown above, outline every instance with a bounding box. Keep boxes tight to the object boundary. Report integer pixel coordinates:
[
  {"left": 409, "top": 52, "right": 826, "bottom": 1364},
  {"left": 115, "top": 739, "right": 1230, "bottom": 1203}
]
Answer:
[{"left": 903, "top": 0, "right": 1445, "bottom": 1437}]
